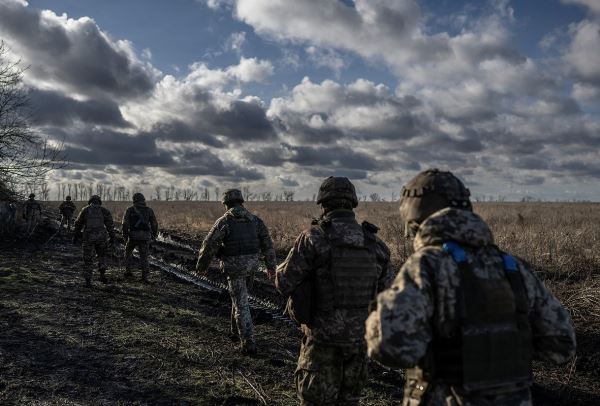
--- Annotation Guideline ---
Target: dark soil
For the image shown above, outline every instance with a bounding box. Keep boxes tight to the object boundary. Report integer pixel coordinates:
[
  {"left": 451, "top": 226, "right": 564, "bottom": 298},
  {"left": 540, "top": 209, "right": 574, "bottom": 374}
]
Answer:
[{"left": 0, "top": 225, "right": 598, "bottom": 405}]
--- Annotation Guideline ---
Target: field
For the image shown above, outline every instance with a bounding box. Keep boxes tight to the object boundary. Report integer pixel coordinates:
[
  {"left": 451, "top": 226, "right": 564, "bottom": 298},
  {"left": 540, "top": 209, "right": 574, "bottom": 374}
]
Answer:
[{"left": 2, "top": 201, "right": 600, "bottom": 405}]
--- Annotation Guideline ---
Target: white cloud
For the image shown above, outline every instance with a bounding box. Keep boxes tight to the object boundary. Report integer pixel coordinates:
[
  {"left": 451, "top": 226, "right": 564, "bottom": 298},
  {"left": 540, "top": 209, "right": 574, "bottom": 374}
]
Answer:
[
  {"left": 562, "top": 0, "right": 600, "bottom": 15},
  {"left": 226, "top": 57, "right": 274, "bottom": 82},
  {"left": 226, "top": 31, "right": 246, "bottom": 53},
  {"left": 565, "top": 19, "right": 600, "bottom": 84}
]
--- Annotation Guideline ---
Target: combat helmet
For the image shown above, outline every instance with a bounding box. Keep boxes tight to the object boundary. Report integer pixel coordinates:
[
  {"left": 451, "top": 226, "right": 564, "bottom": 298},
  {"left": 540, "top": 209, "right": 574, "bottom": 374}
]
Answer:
[
  {"left": 222, "top": 189, "right": 244, "bottom": 205},
  {"left": 88, "top": 195, "right": 102, "bottom": 205},
  {"left": 29, "top": 193, "right": 35, "bottom": 199},
  {"left": 316, "top": 176, "right": 358, "bottom": 208},
  {"left": 399, "top": 168, "right": 471, "bottom": 236},
  {"left": 66, "top": 196, "right": 72, "bottom": 201},
  {"left": 133, "top": 192, "right": 145, "bottom": 203}
]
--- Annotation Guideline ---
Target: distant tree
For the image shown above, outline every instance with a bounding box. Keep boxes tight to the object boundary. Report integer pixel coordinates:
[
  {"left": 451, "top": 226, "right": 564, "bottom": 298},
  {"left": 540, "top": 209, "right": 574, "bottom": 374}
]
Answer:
[
  {"left": 369, "top": 193, "right": 381, "bottom": 202},
  {"left": 214, "top": 187, "right": 220, "bottom": 201},
  {"left": 283, "top": 190, "right": 295, "bottom": 202},
  {"left": 0, "top": 42, "right": 65, "bottom": 195}
]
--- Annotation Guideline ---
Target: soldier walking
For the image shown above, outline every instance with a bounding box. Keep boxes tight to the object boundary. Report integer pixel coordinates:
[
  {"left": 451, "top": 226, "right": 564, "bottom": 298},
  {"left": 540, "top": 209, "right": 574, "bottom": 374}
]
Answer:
[
  {"left": 73, "top": 195, "right": 116, "bottom": 287},
  {"left": 275, "top": 177, "right": 393, "bottom": 406},
  {"left": 59, "top": 196, "right": 76, "bottom": 232},
  {"left": 196, "top": 189, "right": 276, "bottom": 355},
  {"left": 366, "top": 169, "right": 577, "bottom": 406},
  {"left": 23, "top": 193, "right": 42, "bottom": 235},
  {"left": 122, "top": 193, "right": 158, "bottom": 283}
]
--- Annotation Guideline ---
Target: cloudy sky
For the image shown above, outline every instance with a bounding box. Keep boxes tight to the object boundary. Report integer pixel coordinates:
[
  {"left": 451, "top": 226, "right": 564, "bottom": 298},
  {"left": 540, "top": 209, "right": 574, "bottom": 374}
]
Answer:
[{"left": 1, "top": 0, "right": 599, "bottom": 200}]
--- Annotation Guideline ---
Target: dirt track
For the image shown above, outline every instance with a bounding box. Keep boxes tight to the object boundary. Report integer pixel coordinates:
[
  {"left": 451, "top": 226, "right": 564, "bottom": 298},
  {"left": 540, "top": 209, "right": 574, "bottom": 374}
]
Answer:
[{"left": 0, "top": 224, "right": 599, "bottom": 405}]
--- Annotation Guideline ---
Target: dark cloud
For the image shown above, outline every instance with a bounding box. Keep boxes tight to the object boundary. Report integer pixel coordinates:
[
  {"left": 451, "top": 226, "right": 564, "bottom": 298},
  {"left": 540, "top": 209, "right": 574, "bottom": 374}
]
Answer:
[
  {"left": 29, "top": 89, "right": 129, "bottom": 127},
  {"left": 144, "top": 120, "right": 225, "bottom": 148},
  {"left": 0, "top": 0, "right": 156, "bottom": 100},
  {"left": 62, "top": 130, "right": 173, "bottom": 167},
  {"left": 204, "top": 100, "right": 277, "bottom": 141},
  {"left": 245, "top": 143, "right": 386, "bottom": 171},
  {"left": 168, "top": 148, "right": 264, "bottom": 180}
]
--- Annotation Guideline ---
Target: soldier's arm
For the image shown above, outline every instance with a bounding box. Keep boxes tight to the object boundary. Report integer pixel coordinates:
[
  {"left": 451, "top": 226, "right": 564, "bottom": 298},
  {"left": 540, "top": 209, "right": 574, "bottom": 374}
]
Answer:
[
  {"left": 365, "top": 251, "right": 435, "bottom": 368},
  {"left": 375, "top": 236, "right": 394, "bottom": 292},
  {"left": 121, "top": 208, "right": 130, "bottom": 239},
  {"left": 149, "top": 208, "right": 158, "bottom": 238},
  {"left": 520, "top": 261, "right": 577, "bottom": 364},
  {"left": 196, "top": 219, "right": 227, "bottom": 273},
  {"left": 73, "top": 208, "right": 86, "bottom": 234},
  {"left": 103, "top": 208, "right": 116, "bottom": 241},
  {"left": 275, "top": 229, "right": 318, "bottom": 297},
  {"left": 256, "top": 217, "right": 277, "bottom": 270}
]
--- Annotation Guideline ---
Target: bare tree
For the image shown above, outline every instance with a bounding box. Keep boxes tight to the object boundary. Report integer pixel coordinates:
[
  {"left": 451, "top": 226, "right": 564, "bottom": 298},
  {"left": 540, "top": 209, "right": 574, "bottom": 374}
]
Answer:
[{"left": 0, "top": 42, "right": 65, "bottom": 194}]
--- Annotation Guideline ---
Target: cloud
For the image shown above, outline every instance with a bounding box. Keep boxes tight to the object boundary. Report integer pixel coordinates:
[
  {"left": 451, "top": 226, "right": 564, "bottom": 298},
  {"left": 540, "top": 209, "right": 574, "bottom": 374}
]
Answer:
[
  {"left": 565, "top": 20, "right": 600, "bottom": 85},
  {"left": 226, "top": 57, "right": 274, "bottom": 82},
  {"left": 0, "top": 0, "right": 159, "bottom": 100},
  {"left": 562, "top": 0, "right": 600, "bottom": 16},
  {"left": 29, "top": 89, "right": 130, "bottom": 127}
]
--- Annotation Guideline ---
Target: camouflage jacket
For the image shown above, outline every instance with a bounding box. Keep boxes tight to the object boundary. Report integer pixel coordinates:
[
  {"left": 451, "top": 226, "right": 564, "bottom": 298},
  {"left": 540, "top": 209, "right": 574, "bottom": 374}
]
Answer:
[
  {"left": 24, "top": 199, "right": 42, "bottom": 218},
  {"left": 196, "top": 206, "right": 276, "bottom": 275},
  {"left": 276, "top": 209, "right": 393, "bottom": 345},
  {"left": 59, "top": 201, "right": 76, "bottom": 216},
  {"left": 121, "top": 202, "right": 158, "bottom": 241},
  {"left": 365, "top": 208, "right": 576, "bottom": 405},
  {"left": 73, "top": 203, "right": 115, "bottom": 242}
]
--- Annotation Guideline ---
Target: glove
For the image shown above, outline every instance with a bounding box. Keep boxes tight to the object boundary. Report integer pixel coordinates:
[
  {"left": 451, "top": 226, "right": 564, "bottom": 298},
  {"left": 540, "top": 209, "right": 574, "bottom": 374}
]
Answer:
[{"left": 266, "top": 269, "right": 276, "bottom": 280}]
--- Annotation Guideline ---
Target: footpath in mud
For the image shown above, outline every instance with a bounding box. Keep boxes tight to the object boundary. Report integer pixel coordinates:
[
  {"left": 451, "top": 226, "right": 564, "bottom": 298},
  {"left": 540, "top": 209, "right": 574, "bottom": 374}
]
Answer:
[
  {"left": 0, "top": 229, "right": 401, "bottom": 405},
  {"left": 1, "top": 225, "right": 599, "bottom": 405}
]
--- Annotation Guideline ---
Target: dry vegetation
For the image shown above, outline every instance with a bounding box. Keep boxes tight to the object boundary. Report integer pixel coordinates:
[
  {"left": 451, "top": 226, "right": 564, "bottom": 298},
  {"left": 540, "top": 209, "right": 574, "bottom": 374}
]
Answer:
[{"left": 30, "top": 201, "right": 600, "bottom": 404}]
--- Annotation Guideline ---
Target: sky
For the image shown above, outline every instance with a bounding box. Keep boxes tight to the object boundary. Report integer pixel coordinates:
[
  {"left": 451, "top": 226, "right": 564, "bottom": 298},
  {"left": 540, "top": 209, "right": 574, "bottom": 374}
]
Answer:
[{"left": 1, "top": 0, "right": 599, "bottom": 201}]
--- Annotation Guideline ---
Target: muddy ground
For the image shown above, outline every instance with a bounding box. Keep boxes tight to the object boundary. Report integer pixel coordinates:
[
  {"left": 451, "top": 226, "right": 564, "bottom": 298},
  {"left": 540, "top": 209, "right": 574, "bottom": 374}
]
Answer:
[{"left": 0, "top": 226, "right": 599, "bottom": 405}]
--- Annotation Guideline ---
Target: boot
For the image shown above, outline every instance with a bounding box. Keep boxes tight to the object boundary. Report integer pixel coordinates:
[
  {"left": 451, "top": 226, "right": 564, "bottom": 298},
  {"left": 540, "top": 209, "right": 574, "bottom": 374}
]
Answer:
[
  {"left": 124, "top": 269, "right": 133, "bottom": 278},
  {"left": 240, "top": 340, "right": 257, "bottom": 356},
  {"left": 84, "top": 276, "right": 92, "bottom": 288},
  {"left": 141, "top": 270, "right": 150, "bottom": 284},
  {"left": 228, "top": 332, "right": 240, "bottom": 343},
  {"left": 99, "top": 269, "right": 108, "bottom": 284}
]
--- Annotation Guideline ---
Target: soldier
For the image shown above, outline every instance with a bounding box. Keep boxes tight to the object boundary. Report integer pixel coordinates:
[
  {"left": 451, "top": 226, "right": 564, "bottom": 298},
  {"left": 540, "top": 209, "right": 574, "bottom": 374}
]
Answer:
[
  {"left": 59, "top": 196, "right": 76, "bottom": 232},
  {"left": 365, "top": 169, "right": 577, "bottom": 406},
  {"left": 73, "top": 195, "right": 115, "bottom": 287},
  {"left": 122, "top": 192, "right": 158, "bottom": 283},
  {"left": 196, "top": 189, "right": 276, "bottom": 355},
  {"left": 23, "top": 193, "right": 42, "bottom": 235},
  {"left": 276, "top": 177, "right": 393, "bottom": 406}
]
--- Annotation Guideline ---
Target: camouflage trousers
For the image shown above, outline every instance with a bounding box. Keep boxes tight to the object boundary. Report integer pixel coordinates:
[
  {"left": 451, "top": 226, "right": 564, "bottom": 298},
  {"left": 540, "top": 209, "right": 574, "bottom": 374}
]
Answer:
[
  {"left": 227, "top": 273, "right": 254, "bottom": 345},
  {"left": 25, "top": 214, "right": 39, "bottom": 235},
  {"left": 295, "top": 337, "right": 368, "bottom": 406},
  {"left": 82, "top": 239, "right": 108, "bottom": 279},
  {"left": 59, "top": 214, "right": 74, "bottom": 231},
  {"left": 125, "top": 239, "right": 150, "bottom": 273}
]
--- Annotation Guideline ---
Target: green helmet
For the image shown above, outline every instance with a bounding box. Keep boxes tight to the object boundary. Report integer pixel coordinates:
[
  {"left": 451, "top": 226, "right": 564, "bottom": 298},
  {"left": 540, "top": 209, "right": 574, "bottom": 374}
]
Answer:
[
  {"left": 316, "top": 176, "right": 358, "bottom": 208},
  {"left": 66, "top": 196, "right": 72, "bottom": 201},
  {"left": 222, "top": 189, "right": 244, "bottom": 205},
  {"left": 88, "top": 195, "right": 102, "bottom": 205},
  {"left": 29, "top": 193, "right": 35, "bottom": 199},
  {"left": 399, "top": 168, "right": 471, "bottom": 236},
  {"left": 133, "top": 192, "right": 145, "bottom": 203}
]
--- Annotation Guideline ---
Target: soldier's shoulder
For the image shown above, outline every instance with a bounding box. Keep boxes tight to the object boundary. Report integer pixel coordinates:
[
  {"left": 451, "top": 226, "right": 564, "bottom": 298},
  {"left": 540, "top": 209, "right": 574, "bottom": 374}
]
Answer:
[
  {"left": 402, "top": 246, "right": 444, "bottom": 275},
  {"left": 101, "top": 206, "right": 113, "bottom": 215}
]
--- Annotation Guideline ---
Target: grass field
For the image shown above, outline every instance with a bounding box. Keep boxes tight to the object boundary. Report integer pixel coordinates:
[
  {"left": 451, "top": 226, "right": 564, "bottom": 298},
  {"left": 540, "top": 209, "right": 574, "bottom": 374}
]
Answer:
[{"left": 34, "top": 200, "right": 600, "bottom": 404}]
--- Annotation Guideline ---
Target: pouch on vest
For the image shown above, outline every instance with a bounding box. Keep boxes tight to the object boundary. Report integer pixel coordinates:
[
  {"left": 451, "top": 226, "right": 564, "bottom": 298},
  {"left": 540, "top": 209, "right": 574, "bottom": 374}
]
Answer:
[
  {"left": 318, "top": 221, "right": 378, "bottom": 311},
  {"left": 221, "top": 216, "right": 260, "bottom": 257},
  {"left": 285, "top": 278, "right": 314, "bottom": 326},
  {"left": 433, "top": 242, "right": 533, "bottom": 392},
  {"left": 85, "top": 205, "right": 108, "bottom": 242}
]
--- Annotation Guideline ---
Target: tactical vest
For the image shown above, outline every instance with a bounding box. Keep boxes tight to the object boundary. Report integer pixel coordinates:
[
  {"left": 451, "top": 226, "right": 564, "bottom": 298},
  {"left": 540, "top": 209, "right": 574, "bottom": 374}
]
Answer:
[
  {"left": 314, "top": 219, "right": 379, "bottom": 312},
  {"left": 221, "top": 216, "right": 260, "bottom": 257},
  {"left": 129, "top": 206, "right": 151, "bottom": 232},
  {"left": 431, "top": 242, "right": 533, "bottom": 392},
  {"left": 84, "top": 205, "right": 107, "bottom": 241}
]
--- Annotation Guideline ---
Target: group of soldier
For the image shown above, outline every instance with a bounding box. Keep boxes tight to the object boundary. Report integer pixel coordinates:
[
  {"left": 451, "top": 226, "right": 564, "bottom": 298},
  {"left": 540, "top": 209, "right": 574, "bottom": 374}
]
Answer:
[{"left": 20, "top": 169, "right": 577, "bottom": 406}]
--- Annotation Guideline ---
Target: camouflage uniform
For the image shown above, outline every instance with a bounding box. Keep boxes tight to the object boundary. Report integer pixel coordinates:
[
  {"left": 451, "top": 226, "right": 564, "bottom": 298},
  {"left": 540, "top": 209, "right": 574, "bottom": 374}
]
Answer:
[
  {"left": 277, "top": 207, "right": 393, "bottom": 406},
  {"left": 122, "top": 194, "right": 158, "bottom": 281},
  {"left": 73, "top": 197, "right": 115, "bottom": 286},
  {"left": 59, "top": 198, "right": 76, "bottom": 231},
  {"left": 366, "top": 171, "right": 576, "bottom": 406},
  {"left": 24, "top": 196, "right": 42, "bottom": 235},
  {"left": 196, "top": 202, "right": 276, "bottom": 351}
]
